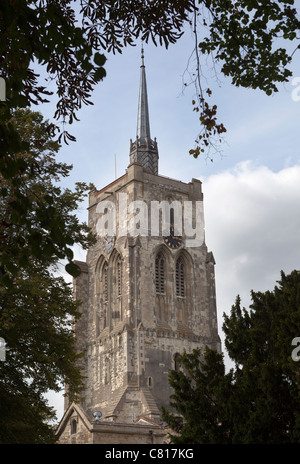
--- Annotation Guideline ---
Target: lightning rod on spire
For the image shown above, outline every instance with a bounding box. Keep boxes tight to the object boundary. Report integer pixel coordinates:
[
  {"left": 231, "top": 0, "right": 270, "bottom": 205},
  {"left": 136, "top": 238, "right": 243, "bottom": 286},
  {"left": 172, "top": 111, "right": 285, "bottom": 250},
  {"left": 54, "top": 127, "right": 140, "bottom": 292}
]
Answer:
[{"left": 141, "top": 43, "right": 144, "bottom": 67}]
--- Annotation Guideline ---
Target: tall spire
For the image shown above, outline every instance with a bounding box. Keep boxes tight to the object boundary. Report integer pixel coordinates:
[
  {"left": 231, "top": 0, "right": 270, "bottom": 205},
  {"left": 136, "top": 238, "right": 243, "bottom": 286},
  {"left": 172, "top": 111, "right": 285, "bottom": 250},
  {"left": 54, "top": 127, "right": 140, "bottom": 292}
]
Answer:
[
  {"left": 129, "top": 46, "right": 159, "bottom": 175},
  {"left": 137, "top": 45, "right": 151, "bottom": 144}
]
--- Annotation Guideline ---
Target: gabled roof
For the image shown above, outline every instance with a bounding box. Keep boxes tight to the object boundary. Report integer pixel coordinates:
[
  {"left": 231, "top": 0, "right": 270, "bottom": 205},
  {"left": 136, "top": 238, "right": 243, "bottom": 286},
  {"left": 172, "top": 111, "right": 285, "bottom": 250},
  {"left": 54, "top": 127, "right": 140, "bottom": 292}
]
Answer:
[{"left": 55, "top": 402, "right": 92, "bottom": 438}]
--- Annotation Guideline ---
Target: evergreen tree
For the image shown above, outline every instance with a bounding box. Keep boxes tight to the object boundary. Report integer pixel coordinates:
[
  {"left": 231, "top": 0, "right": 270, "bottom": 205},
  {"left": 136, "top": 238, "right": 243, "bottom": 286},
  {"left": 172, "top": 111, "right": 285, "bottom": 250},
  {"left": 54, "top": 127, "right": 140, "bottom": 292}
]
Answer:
[{"left": 162, "top": 270, "right": 300, "bottom": 444}]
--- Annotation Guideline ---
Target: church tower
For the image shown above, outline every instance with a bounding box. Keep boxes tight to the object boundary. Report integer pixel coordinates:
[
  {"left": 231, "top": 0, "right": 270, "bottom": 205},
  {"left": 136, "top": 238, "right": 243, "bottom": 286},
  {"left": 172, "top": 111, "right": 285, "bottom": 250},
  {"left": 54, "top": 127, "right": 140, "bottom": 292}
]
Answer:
[{"left": 56, "top": 50, "right": 221, "bottom": 444}]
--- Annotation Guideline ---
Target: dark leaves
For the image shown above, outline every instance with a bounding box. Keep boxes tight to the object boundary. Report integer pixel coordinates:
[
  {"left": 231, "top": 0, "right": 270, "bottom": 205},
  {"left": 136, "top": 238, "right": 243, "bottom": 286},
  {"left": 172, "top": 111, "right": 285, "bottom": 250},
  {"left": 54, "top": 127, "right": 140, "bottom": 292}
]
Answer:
[
  {"left": 0, "top": 109, "right": 96, "bottom": 283},
  {"left": 163, "top": 270, "right": 300, "bottom": 444},
  {"left": 0, "top": 108, "right": 97, "bottom": 443}
]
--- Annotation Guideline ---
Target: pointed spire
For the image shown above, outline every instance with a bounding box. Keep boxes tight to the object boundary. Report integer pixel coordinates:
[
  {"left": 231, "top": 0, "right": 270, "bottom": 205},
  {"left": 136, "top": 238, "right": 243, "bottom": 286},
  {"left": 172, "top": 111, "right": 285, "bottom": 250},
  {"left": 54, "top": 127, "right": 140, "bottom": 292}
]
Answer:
[
  {"left": 129, "top": 46, "right": 159, "bottom": 175},
  {"left": 137, "top": 45, "right": 151, "bottom": 144}
]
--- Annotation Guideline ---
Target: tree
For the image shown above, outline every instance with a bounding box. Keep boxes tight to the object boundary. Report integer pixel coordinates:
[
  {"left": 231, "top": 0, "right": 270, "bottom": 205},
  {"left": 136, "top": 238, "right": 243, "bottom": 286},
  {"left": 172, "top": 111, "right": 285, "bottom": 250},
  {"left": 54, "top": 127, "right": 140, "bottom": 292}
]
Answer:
[
  {"left": 1, "top": 107, "right": 95, "bottom": 282},
  {"left": 0, "top": 109, "right": 95, "bottom": 443},
  {"left": 162, "top": 270, "right": 300, "bottom": 444},
  {"left": 162, "top": 348, "right": 235, "bottom": 443}
]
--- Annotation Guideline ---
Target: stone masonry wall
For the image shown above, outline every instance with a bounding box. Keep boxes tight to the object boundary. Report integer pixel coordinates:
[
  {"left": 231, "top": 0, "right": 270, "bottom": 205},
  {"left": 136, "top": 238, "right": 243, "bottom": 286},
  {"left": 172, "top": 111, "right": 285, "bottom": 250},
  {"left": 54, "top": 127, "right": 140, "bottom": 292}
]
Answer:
[{"left": 71, "top": 162, "right": 221, "bottom": 425}]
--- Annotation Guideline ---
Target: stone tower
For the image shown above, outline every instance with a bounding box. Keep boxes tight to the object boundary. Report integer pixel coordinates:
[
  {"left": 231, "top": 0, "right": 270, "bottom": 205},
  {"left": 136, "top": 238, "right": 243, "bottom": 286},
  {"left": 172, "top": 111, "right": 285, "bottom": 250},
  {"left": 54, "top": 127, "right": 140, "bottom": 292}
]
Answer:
[{"left": 56, "top": 50, "right": 221, "bottom": 444}]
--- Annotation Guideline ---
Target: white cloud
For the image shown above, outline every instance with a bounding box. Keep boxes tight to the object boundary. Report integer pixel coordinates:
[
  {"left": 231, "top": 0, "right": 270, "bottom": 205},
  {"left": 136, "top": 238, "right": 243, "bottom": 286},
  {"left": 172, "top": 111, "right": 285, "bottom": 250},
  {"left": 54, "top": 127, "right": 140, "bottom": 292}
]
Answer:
[{"left": 203, "top": 161, "right": 300, "bottom": 365}]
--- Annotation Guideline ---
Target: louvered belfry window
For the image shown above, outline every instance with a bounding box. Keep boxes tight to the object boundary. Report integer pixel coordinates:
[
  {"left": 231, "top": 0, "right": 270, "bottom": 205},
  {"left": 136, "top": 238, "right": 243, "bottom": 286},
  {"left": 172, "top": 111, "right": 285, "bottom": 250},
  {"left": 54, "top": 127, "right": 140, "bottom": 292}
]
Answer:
[
  {"left": 117, "top": 258, "right": 122, "bottom": 297},
  {"left": 176, "top": 257, "right": 185, "bottom": 297},
  {"left": 155, "top": 252, "right": 165, "bottom": 294},
  {"left": 103, "top": 263, "right": 108, "bottom": 302}
]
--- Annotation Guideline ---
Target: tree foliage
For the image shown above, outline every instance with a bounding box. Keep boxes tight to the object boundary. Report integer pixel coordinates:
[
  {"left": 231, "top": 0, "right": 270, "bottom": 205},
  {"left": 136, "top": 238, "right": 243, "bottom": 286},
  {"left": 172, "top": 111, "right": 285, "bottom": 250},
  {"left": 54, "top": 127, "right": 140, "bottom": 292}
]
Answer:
[
  {"left": 0, "top": 109, "right": 95, "bottom": 443},
  {"left": 187, "top": 0, "right": 300, "bottom": 158},
  {"left": 162, "top": 270, "right": 300, "bottom": 444},
  {"left": 1, "top": 1, "right": 299, "bottom": 156},
  {"left": 162, "top": 348, "right": 234, "bottom": 443},
  {"left": 0, "top": 108, "right": 95, "bottom": 283}
]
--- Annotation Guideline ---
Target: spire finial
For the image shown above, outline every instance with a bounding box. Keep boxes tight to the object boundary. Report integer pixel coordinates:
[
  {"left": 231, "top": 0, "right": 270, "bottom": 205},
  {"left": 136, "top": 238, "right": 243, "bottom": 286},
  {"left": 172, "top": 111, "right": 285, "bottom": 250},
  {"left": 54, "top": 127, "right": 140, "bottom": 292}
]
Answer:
[{"left": 141, "top": 43, "right": 144, "bottom": 67}]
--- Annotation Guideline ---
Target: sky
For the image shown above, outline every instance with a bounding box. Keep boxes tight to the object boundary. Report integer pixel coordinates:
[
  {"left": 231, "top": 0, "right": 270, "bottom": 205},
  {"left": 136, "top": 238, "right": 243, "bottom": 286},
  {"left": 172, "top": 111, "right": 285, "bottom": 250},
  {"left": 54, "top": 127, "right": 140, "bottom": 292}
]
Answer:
[{"left": 38, "top": 17, "right": 300, "bottom": 422}]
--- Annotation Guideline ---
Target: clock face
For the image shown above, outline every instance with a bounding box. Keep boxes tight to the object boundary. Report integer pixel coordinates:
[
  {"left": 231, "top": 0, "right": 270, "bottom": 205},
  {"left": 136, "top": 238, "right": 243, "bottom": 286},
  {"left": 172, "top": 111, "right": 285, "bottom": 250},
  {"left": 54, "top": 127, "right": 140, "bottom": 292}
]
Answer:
[{"left": 163, "top": 225, "right": 182, "bottom": 249}]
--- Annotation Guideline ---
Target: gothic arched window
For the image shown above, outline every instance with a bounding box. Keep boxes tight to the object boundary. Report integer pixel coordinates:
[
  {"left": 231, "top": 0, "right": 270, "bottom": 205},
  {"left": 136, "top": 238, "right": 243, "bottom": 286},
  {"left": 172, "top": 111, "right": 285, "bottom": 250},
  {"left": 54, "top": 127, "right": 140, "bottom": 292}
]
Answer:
[
  {"left": 176, "top": 256, "right": 185, "bottom": 297},
  {"left": 155, "top": 252, "right": 165, "bottom": 294}
]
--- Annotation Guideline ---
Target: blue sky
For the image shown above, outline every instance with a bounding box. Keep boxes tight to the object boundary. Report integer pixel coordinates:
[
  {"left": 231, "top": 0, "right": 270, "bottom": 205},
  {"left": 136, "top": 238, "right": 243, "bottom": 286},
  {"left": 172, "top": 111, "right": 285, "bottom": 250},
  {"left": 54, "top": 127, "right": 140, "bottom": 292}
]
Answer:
[{"left": 40, "top": 21, "right": 300, "bottom": 421}]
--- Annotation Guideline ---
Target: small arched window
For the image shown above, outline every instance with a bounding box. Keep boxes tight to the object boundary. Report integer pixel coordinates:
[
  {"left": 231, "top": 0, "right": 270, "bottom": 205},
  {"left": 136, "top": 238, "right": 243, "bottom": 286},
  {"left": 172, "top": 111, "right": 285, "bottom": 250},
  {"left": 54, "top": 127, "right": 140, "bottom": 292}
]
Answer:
[
  {"left": 155, "top": 252, "right": 165, "bottom": 294},
  {"left": 174, "top": 353, "right": 180, "bottom": 371},
  {"left": 176, "top": 257, "right": 185, "bottom": 297},
  {"left": 71, "top": 419, "right": 77, "bottom": 434}
]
